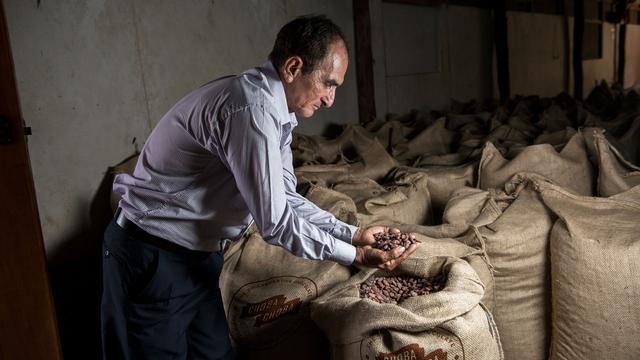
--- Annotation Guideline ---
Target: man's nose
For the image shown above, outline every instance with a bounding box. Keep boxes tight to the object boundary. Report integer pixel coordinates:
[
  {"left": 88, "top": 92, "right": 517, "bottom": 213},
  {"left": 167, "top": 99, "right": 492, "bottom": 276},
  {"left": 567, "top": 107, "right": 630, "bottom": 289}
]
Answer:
[{"left": 321, "top": 87, "right": 335, "bottom": 108}]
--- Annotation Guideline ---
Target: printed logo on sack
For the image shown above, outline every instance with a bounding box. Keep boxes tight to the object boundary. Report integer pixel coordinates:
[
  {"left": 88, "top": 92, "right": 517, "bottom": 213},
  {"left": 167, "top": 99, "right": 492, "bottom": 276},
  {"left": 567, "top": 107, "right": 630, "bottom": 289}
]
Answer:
[
  {"left": 228, "top": 276, "right": 317, "bottom": 348},
  {"left": 240, "top": 294, "right": 303, "bottom": 327},
  {"left": 361, "top": 329, "right": 464, "bottom": 360},
  {"left": 375, "top": 346, "right": 452, "bottom": 360}
]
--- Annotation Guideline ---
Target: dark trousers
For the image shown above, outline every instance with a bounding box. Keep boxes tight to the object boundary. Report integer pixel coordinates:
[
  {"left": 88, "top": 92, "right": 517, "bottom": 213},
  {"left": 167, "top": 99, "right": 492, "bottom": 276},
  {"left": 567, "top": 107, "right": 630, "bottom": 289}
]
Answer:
[{"left": 101, "top": 218, "right": 235, "bottom": 360}]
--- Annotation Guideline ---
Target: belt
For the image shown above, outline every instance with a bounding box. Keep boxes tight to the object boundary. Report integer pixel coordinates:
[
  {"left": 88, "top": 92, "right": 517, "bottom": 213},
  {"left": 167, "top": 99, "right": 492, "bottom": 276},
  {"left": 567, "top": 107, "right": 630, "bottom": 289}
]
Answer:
[{"left": 114, "top": 208, "right": 252, "bottom": 254}]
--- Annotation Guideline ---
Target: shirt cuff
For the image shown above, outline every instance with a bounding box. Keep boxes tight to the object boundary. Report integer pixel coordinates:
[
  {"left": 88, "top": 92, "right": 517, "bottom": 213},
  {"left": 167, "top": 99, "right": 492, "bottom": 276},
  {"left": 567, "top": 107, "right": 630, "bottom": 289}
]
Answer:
[
  {"left": 328, "top": 240, "right": 356, "bottom": 266},
  {"left": 346, "top": 224, "right": 359, "bottom": 243},
  {"left": 330, "top": 223, "right": 359, "bottom": 244}
]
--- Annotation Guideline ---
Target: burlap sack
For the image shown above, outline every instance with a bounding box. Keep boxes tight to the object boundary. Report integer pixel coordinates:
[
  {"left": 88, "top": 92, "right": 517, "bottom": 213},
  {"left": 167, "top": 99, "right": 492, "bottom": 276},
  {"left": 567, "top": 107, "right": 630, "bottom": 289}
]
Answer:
[
  {"left": 413, "top": 150, "right": 477, "bottom": 167},
  {"left": 483, "top": 124, "right": 530, "bottom": 156},
  {"left": 382, "top": 109, "right": 436, "bottom": 131},
  {"left": 459, "top": 175, "right": 555, "bottom": 360},
  {"left": 295, "top": 163, "right": 350, "bottom": 187},
  {"left": 219, "top": 232, "right": 351, "bottom": 360},
  {"left": 582, "top": 111, "right": 640, "bottom": 165},
  {"left": 290, "top": 133, "right": 321, "bottom": 166},
  {"left": 446, "top": 113, "right": 481, "bottom": 130},
  {"left": 331, "top": 177, "right": 387, "bottom": 206},
  {"left": 302, "top": 183, "right": 358, "bottom": 225},
  {"left": 458, "top": 129, "right": 485, "bottom": 150},
  {"left": 584, "top": 80, "right": 617, "bottom": 118},
  {"left": 410, "top": 229, "right": 496, "bottom": 311},
  {"left": 478, "top": 132, "right": 594, "bottom": 195},
  {"left": 537, "top": 103, "right": 572, "bottom": 133},
  {"left": 583, "top": 110, "right": 636, "bottom": 138},
  {"left": 331, "top": 173, "right": 432, "bottom": 227},
  {"left": 442, "top": 186, "right": 503, "bottom": 227},
  {"left": 535, "top": 181, "right": 640, "bottom": 360},
  {"left": 364, "top": 119, "right": 414, "bottom": 152},
  {"left": 311, "top": 257, "right": 503, "bottom": 360},
  {"left": 583, "top": 128, "right": 640, "bottom": 197},
  {"left": 392, "top": 117, "right": 456, "bottom": 164},
  {"left": 613, "top": 114, "right": 640, "bottom": 165},
  {"left": 392, "top": 162, "right": 476, "bottom": 219},
  {"left": 533, "top": 127, "right": 576, "bottom": 149},
  {"left": 294, "top": 125, "right": 397, "bottom": 183},
  {"left": 290, "top": 126, "right": 354, "bottom": 166}
]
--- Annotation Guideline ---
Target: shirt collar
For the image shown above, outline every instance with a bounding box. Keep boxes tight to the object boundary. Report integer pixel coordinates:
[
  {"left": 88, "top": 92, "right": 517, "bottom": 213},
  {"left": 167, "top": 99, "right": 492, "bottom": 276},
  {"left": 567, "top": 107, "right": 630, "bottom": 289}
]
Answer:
[{"left": 260, "top": 61, "right": 298, "bottom": 128}]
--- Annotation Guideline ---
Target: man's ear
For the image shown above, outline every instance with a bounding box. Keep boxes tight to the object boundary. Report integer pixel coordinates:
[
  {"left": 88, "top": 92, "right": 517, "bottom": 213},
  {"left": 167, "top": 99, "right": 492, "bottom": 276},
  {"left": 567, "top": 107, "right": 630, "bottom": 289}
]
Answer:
[{"left": 282, "top": 56, "right": 303, "bottom": 84}]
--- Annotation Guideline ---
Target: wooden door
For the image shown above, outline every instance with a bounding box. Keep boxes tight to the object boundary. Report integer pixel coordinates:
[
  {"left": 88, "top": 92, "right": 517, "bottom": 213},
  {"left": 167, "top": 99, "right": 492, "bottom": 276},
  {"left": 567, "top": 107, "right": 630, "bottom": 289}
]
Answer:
[{"left": 0, "top": 0, "right": 63, "bottom": 358}]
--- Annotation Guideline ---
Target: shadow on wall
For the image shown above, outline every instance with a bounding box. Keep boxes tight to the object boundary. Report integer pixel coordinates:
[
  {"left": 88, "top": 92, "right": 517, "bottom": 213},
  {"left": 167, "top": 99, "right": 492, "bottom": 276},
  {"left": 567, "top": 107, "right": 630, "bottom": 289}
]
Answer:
[{"left": 46, "top": 153, "right": 138, "bottom": 360}]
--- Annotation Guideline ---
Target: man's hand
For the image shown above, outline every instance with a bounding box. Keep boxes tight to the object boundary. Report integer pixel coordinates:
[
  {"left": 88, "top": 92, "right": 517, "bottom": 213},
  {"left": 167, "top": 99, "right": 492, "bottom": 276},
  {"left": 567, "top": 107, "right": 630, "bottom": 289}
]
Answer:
[
  {"left": 352, "top": 226, "right": 400, "bottom": 246},
  {"left": 352, "top": 226, "right": 419, "bottom": 271}
]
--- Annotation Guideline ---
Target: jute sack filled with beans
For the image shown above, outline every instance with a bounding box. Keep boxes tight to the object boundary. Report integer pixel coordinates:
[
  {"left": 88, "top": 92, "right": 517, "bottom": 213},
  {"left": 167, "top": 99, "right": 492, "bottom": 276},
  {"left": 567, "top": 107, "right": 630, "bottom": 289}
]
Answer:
[
  {"left": 442, "top": 186, "right": 503, "bottom": 227},
  {"left": 332, "top": 172, "right": 433, "bottom": 227},
  {"left": 452, "top": 174, "right": 556, "bottom": 360},
  {"left": 219, "top": 231, "right": 351, "bottom": 360},
  {"left": 535, "top": 180, "right": 640, "bottom": 360},
  {"left": 310, "top": 257, "right": 503, "bottom": 360},
  {"left": 534, "top": 127, "right": 576, "bottom": 150},
  {"left": 584, "top": 112, "right": 640, "bottom": 165},
  {"left": 373, "top": 204, "right": 503, "bottom": 310},
  {"left": 364, "top": 118, "right": 414, "bottom": 151},
  {"left": 478, "top": 132, "right": 595, "bottom": 195},
  {"left": 582, "top": 127, "right": 640, "bottom": 197},
  {"left": 405, "top": 228, "right": 496, "bottom": 311},
  {"left": 391, "top": 162, "right": 476, "bottom": 222},
  {"left": 301, "top": 183, "right": 358, "bottom": 225},
  {"left": 392, "top": 117, "right": 457, "bottom": 165},
  {"left": 294, "top": 125, "right": 398, "bottom": 183},
  {"left": 330, "top": 177, "right": 388, "bottom": 207},
  {"left": 611, "top": 115, "right": 640, "bottom": 165}
]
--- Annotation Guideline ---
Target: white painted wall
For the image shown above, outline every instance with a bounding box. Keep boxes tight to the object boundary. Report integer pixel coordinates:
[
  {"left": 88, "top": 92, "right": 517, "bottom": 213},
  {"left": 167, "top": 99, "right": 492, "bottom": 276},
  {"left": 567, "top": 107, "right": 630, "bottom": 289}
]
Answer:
[{"left": 5, "top": 0, "right": 359, "bottom": 256}]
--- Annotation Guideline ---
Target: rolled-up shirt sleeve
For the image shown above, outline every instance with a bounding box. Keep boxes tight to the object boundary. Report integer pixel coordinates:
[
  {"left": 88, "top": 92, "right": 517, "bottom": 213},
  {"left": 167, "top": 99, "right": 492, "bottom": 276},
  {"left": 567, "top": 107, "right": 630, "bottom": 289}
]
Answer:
[{"left": 217, "top": 104, "right": 356, "bottom": 265}]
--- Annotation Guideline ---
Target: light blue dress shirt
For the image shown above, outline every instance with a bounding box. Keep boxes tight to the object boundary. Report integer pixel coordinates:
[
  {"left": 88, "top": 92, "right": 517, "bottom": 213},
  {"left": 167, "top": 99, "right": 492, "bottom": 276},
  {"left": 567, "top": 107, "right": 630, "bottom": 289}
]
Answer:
[{"left": 113, "top": 62, "right": 357, "bottom": 265}]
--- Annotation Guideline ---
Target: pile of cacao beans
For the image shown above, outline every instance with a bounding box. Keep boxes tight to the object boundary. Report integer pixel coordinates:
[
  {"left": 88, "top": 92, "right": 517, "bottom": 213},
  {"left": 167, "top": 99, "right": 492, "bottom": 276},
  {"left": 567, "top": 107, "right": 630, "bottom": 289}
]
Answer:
[
  {"left": 359, "top": 274, "right": 445, "bottom": 304},
  {"left": 372, "top": 231, "right": 419, "bottom": 251}
]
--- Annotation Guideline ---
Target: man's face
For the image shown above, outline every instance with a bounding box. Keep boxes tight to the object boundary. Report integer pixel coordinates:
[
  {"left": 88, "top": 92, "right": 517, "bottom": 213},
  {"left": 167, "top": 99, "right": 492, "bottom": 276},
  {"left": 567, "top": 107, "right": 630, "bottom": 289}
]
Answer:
[{"left": 283, "top": 40, "right": 348, "bottom": 118}]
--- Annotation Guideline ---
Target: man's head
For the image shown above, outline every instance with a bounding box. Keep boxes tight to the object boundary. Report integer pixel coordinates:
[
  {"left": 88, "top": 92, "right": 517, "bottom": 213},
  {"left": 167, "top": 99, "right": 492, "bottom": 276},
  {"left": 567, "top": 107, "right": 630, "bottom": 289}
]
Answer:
[{"left": 269, "top": 15, "right": 349, "bottom": 118}]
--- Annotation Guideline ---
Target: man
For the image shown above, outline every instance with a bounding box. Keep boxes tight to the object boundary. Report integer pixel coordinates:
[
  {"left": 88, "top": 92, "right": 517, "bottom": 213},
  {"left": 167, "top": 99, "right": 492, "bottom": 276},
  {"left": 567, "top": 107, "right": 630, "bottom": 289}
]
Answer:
[{"left": 102, "top": 15, "right": 418, "bottom": 359}]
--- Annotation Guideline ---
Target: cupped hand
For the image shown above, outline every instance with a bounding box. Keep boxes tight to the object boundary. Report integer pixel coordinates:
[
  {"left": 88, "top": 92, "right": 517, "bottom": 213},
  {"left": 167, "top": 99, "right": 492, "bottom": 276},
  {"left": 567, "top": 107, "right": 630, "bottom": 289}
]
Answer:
[{"left": 352, "top": 225, "right": 419, "bottom": 270}]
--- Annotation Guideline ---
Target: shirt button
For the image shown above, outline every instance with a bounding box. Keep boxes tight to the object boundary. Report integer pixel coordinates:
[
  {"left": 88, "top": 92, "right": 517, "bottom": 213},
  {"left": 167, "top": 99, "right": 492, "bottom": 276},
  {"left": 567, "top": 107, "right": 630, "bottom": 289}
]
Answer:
[{"left": 104, "top": 250, "right": 110, "bottom": 257}]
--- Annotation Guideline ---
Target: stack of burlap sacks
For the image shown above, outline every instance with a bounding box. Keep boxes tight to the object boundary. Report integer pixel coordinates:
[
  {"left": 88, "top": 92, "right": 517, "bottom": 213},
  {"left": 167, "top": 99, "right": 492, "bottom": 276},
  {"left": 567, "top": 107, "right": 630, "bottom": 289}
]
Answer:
[{"left": 216, "top": 82, "right": 640, "bottom": 360}]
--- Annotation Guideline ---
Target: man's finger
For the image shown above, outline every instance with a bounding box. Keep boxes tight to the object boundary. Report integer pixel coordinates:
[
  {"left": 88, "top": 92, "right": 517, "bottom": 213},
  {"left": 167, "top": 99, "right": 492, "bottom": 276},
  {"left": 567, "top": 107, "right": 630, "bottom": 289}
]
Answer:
[
  {"left": 396, "top": 243, "right": 419, "bottom": 262},
  {"left": 389, "top": 246, "right": 406, "bottom": 259},
  {"left": 380, "top": 258, "right": 399, "bottom": 271},
  {"left": 380, "top": 243, "right": 419, "bottom": 270}
]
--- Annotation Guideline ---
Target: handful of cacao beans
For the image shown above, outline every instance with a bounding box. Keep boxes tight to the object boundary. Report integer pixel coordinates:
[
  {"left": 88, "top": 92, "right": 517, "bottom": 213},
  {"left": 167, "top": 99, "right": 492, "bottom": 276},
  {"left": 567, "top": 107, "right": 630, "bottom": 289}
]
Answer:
[
  {"left": 372, "top": 230, "right": 419, "bottom": 251},
  {"left": 359, "top": 274, "right": 445, "bottom": 304}
]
